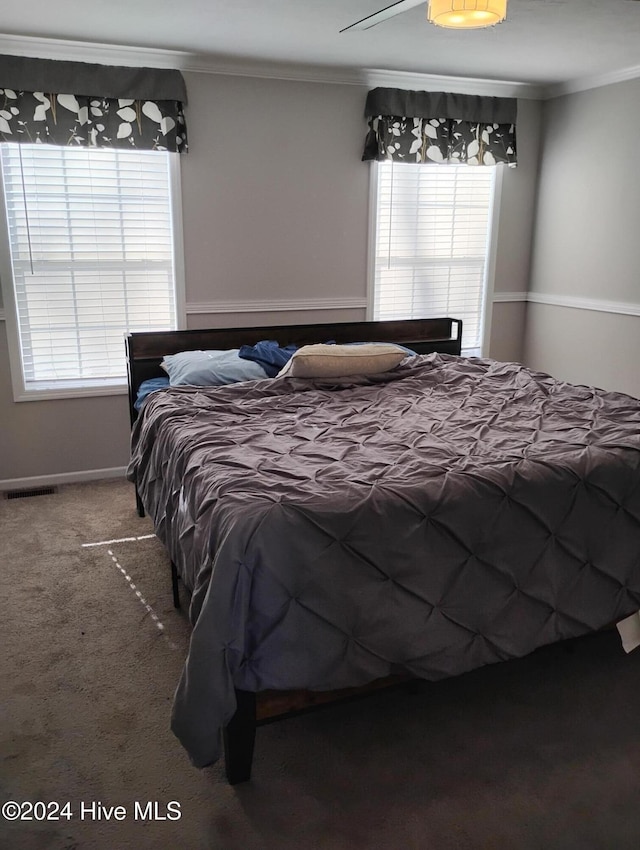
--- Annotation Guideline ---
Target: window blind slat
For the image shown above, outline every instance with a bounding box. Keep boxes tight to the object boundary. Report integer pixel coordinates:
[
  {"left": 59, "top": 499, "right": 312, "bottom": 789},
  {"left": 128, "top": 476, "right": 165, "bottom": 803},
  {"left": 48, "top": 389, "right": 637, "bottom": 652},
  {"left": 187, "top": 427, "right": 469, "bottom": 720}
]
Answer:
[
  {"left": 1, "top": 144, "right": 177, "bottom": 386},
  {"left": 373, "top": 162, "right": 494, "bottom": 354}
]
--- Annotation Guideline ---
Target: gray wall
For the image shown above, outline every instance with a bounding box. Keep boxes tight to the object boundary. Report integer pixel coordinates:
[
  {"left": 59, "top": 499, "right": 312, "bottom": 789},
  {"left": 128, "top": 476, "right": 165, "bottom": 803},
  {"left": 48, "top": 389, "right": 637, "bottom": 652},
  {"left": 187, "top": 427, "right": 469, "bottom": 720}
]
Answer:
[
  {"left": 0, "top": 72, "right": 541, "bottom": 483},
  {"left": 524, "top": 78, "right": 640, "bottom": 397},
  {"left": 181, "top": 73, "right": 369, "bottom": 307},
  {"left": 487, "top": 96, "right": 541, "bottom": 363}
]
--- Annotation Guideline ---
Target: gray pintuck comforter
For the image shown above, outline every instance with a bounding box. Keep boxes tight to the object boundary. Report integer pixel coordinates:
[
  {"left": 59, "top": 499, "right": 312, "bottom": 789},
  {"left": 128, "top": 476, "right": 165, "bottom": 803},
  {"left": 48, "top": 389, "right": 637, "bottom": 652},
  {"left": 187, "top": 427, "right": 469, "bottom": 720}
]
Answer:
[{"left": 127, "top": 353, "right": 640, "bottom": 767}]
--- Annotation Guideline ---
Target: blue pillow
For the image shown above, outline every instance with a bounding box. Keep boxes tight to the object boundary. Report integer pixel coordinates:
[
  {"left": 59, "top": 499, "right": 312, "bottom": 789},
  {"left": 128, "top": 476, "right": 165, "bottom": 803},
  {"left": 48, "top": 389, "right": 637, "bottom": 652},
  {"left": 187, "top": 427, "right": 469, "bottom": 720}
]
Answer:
[{"left": 161, "top": 349, "right": 269, "bottom": 387}]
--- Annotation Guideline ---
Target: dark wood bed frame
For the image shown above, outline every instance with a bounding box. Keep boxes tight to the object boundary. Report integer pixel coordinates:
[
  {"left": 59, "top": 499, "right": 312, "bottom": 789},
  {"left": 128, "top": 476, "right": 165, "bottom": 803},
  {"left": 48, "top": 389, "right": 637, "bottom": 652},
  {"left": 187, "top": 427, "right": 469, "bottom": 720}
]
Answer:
[{"left": 125, "top": 316, "right": 463, "bottom": 783}]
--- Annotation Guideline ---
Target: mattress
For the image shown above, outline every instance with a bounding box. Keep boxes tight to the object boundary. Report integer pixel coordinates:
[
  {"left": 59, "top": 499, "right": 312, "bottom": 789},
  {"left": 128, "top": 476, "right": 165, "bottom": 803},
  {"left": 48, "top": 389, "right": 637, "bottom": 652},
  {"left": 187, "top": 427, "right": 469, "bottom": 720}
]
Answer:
[{"left": 127, "top": 353, "right": 640, "bottom": 767}]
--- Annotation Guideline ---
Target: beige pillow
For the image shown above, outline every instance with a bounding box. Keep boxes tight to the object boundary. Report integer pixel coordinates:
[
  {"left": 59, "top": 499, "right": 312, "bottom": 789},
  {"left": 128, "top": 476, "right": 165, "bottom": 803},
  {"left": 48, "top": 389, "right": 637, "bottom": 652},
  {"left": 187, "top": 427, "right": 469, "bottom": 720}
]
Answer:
[{"left": 277, "top": 343, "right": 407, "bottom": 379}]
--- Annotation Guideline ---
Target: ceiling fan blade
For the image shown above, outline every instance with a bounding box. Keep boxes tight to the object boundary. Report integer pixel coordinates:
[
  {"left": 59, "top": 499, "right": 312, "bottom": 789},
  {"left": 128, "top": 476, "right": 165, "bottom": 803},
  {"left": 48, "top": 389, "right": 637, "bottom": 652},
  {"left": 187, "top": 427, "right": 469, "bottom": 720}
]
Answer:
[{"left": 340, "top": 0, "right": 426, "bottom": 32}]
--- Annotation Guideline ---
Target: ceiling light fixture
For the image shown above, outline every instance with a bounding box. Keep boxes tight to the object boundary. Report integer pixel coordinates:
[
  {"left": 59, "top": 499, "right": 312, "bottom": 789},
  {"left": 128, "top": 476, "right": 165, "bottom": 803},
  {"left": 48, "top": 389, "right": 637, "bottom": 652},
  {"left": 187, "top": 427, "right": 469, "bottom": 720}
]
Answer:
[{"left": 427, "top": 0, "right": 507, "bottom": 29}]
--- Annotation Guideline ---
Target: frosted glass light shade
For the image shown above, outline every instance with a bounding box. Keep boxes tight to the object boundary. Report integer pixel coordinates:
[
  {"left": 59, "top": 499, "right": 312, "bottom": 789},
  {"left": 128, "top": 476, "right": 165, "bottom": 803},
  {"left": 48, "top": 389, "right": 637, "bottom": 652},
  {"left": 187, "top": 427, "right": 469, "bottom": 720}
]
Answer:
[{"left": 427, "top": 0, "right": 507, "bottom": 28}]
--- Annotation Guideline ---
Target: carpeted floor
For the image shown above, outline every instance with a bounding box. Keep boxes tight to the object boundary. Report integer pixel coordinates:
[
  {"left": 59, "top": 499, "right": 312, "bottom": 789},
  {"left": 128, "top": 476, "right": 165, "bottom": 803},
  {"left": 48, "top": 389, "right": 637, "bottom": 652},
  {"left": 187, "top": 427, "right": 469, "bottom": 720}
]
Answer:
[{"left": 1, "top": 478, "right": 639, "bottom": 850}]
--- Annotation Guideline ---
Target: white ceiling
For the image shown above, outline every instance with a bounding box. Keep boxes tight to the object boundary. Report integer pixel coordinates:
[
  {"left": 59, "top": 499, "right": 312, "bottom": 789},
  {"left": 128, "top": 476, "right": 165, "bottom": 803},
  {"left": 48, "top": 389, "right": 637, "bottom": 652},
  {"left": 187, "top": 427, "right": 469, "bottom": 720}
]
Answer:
[{"left": 2, "top": 0, "right": 640, "bottom": 93}]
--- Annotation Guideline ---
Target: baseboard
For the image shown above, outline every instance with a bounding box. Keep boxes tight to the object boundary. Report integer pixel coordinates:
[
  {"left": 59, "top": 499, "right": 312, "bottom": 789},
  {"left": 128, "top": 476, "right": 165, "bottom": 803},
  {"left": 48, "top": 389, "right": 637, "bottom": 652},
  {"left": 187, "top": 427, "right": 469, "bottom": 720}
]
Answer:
[{"left": 0, "top": 466, "right": 128, "bottom": 492}]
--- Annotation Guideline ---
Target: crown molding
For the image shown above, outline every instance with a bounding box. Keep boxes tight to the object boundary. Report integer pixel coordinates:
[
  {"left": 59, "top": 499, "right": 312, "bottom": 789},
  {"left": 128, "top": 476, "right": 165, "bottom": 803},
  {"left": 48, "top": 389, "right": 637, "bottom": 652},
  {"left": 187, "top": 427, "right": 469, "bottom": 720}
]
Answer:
[
  {"left": 3, "top": 32, "right": 639, "bottom": 105},
  {"left": 363, "top": 68, "right": 543, "bottom": 98},
  {"left": 0, "top": 32, "right": 194, "bottom": 69},
  {"left": 0, "top": 32, "right": 541, "bottom": 97},
  {"left": 543, "top": 63, "right": 640, "bottom": 100}
]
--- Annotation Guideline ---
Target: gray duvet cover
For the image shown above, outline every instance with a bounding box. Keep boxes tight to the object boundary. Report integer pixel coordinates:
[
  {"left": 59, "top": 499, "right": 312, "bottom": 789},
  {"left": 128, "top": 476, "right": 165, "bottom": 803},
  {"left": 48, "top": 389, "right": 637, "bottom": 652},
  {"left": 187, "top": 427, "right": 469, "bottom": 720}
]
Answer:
[{"left": 127, "top": 354, "right": 640, "bottom": 767}]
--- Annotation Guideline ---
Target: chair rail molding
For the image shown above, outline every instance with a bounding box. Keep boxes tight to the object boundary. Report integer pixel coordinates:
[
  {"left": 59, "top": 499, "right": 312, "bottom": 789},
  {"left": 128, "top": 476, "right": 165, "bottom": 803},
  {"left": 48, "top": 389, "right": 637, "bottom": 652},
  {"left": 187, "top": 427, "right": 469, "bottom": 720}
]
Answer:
[
  {"left": 185, "top": 297, "right": 368, "bottom": 315},
  {"left": 527, "top": 291, "right": 640, "bottom": 318},
  {"left": 492, "top": 292, "right": 528, "bottom": 303}
]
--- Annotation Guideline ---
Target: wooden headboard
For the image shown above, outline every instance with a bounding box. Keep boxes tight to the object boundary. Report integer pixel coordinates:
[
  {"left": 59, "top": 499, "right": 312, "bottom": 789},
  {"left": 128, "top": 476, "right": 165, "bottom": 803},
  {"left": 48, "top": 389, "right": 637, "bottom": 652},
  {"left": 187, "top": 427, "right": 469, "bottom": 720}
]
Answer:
[{"left": 125, "top": 317, "right": 463, "bottom": 425}]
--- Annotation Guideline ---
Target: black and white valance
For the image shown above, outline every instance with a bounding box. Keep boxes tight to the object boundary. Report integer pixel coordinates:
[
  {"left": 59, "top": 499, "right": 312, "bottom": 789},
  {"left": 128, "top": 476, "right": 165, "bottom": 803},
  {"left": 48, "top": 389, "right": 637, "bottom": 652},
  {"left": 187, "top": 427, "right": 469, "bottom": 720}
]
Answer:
[
  {"left": 0, "top": 55, "right": 188, "bottom": 153},
  {"left": 362, "top": 88, "right": 516, "bottom": 166}
]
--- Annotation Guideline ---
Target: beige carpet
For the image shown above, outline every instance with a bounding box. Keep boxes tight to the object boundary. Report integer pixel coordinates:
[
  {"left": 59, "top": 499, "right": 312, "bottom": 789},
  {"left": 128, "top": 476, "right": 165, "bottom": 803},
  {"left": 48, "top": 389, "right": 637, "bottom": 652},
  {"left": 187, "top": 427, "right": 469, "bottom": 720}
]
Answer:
[{"left": 1, "top": 478, "right": 640, "bottom": 850}]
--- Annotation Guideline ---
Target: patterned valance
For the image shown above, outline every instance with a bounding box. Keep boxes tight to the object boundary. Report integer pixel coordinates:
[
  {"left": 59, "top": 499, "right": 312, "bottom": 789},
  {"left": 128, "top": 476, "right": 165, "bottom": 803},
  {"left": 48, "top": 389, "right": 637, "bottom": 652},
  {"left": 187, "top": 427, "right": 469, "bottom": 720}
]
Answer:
[
  {"left": 362, "top": 87, "right": 516, "bottom": 166},
  {"left": 0, "top": 55, "right": 188, "bottom": 153}
]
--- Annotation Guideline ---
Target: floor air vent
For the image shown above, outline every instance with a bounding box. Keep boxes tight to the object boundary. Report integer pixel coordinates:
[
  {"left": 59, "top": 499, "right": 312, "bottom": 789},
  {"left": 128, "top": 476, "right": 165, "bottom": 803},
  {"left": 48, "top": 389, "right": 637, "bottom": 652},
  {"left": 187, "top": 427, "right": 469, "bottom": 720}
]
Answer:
[{"left": 4, "top": 486, "right": 58, "bottom": 500}]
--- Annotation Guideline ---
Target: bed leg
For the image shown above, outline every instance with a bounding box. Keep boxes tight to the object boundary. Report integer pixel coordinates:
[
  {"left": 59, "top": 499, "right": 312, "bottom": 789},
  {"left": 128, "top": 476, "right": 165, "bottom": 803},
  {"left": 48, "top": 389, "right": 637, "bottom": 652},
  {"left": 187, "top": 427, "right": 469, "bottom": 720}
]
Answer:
[
  {"left": 223, "top": 689, "right": 257, "bottom": 785},
  {"left": 170, "top": 562, "right": 180, "bottom": 609},
  {"left": 135, "top": 486, "right": 145, "bottom": 518}
]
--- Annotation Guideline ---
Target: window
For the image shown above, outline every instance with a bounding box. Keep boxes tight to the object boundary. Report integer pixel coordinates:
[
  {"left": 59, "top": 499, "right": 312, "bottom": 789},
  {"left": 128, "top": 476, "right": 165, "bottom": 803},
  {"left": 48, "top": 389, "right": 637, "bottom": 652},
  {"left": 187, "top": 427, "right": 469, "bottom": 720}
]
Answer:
[
  {"left": 370, "top": 161, "right": 498, "bottom": 356},
  {"left": 0, "top": 144, "right": 183, "bottom": 400}
]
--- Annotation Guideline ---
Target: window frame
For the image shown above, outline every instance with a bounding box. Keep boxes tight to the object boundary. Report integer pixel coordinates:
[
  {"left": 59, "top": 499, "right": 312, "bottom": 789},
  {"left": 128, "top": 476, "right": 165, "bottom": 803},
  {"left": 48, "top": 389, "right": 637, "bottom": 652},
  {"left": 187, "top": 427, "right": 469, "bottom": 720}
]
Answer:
[
  {"left": 0, "top": 147, "right": 186, "bottom": 403},
  {"left": 366, "top": 160, "right": 503, "bottom": 358}
]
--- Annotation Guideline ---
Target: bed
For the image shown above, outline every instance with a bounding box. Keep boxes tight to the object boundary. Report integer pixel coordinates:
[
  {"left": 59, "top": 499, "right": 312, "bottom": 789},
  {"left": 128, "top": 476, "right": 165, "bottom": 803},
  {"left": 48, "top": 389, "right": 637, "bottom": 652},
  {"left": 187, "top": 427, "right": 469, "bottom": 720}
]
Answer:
[{"left": 125, "top": 317, "right": 640, "bottom": 784}]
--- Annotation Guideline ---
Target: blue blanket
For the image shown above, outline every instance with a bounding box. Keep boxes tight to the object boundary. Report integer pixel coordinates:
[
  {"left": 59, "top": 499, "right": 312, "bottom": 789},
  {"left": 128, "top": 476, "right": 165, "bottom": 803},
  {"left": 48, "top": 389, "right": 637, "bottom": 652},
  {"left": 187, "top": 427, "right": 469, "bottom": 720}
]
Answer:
[{"left": 238, "top": 340, "right": 298, "bottom": 377}]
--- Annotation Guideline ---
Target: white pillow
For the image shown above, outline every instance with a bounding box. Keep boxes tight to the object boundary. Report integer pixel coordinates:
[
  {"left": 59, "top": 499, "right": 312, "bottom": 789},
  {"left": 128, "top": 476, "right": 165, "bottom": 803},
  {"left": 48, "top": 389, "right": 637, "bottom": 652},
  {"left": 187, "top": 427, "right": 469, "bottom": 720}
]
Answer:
[{"left": 277, "top": 343, "right": 407, "bottom": 379}]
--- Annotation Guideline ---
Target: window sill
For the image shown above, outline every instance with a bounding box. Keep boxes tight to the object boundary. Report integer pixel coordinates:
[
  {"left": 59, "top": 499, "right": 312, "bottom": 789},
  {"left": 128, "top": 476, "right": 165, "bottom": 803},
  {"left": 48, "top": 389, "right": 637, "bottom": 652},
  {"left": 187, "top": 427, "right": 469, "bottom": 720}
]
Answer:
[{"left": 13, "top": 382, "right": 128, "bottom": 402}]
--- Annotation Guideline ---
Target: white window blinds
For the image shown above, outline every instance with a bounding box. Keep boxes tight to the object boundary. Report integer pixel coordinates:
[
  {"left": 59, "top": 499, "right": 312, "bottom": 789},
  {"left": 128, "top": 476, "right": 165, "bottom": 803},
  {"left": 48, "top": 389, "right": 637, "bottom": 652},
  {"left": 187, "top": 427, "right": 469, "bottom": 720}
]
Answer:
[
  {"left": 0, "top": 144, "right": 177, "bottom": 391},
  {"left": 372, "top": 162, "right": 495, "bottom": 355}
]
